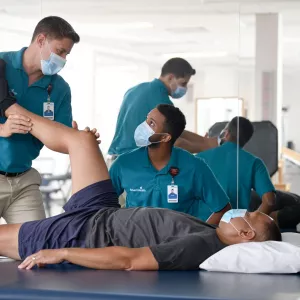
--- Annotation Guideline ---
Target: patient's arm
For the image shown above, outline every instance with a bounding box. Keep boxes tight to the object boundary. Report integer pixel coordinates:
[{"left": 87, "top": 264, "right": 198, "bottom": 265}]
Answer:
[
  {"left": 5, "top": 104, "right": 109, "bottom": 194},
  {"left": 18, "top": 247, "right": 159, "bottom": 271}
]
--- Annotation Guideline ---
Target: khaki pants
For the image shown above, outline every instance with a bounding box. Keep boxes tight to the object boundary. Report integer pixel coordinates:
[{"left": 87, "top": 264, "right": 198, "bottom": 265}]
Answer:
[{"left": 0, "top": 168, "right": 46, "bottom": 224}]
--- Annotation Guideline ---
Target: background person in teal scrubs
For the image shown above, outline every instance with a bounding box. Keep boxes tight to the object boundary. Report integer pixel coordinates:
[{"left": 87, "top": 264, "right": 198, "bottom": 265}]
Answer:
[
  {"left": 196, "top": 117, "right": 276, "bottom": 217},
  {"left": 108, "top": 58, "right": 217, "bottom": 161},
  {"left": 0, "top": 16, "right": 80, "bottom": 223},
  {"left": 109, "top": 104, "right": 231, "bottom": 224}
]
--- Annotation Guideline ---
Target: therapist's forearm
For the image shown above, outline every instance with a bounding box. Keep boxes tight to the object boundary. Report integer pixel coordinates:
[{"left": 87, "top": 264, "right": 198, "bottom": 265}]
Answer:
[
  {"left": 5, "top": 104, "right": 73, "bottom": 154},
  {"left": 175, "top": 130, "right": 218, "bottom": 153}
]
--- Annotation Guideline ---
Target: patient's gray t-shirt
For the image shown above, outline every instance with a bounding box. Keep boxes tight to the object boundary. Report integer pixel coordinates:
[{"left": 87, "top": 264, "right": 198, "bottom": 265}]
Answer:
[{"left": 85, "top": 207, "right": 226, "bottom": 270}]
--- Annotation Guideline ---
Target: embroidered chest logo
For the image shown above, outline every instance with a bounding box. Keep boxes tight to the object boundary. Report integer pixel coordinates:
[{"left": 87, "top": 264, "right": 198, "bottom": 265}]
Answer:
[
  {"left": 10, "top": 89, "right": 18, "bottom": 96},
  {"left": 130, "top": 186, "right": 146, "bottom": 192}
]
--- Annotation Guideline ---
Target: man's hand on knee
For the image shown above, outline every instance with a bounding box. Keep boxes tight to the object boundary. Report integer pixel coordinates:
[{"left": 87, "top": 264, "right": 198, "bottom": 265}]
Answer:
[
  {"left": 72, "top": 121, "right": 101, "bottom": 144},
  {"left": 0, "top": 114, "right": 32, "bottom": 137}
]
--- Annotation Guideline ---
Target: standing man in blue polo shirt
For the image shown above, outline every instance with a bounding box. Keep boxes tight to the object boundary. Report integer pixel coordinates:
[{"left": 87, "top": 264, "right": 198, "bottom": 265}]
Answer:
[
  {"left": 108, "top": 58, "right": 217, "bottom": 164},
  {"left": 0, "top": 16, "right": 80, "bottom": 223},
  {"left": 109, "top": 104, "right": 230, "bottom": 224}
]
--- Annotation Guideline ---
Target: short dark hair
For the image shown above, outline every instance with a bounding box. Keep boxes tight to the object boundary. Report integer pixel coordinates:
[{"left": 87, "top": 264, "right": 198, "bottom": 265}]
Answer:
[
  {"left": 259, "top": 221, "right": 282, "bottom": 242},
  {"left": 31, "top": 16, "right": 80, "bottom": 43},
  {"left": 156, "top": 104, "right": 186, "bottom": 145},
  {"left": 227, "top": 116, "right": 254, "bottom": 147},
  {"left": 161, "top": 58, "right": 196, "bottom": 78}
]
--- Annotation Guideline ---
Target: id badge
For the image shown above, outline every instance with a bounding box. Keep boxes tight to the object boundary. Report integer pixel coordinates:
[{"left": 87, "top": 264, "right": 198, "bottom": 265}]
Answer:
[
  {"left": 43, "top": 102, "right": 55, "bottom": 120},
  {"left": 167, "top": 185, "right": 178, "bottom": 203}
]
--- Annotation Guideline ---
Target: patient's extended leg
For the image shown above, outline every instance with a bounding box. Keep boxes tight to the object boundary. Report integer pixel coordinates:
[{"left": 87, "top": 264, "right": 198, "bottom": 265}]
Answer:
[
  {"left": 6, "top": 104, "right": 109, "bottom": 195},
  {"left": 0, "top": 104, "right": 111, "bottom": 259}
]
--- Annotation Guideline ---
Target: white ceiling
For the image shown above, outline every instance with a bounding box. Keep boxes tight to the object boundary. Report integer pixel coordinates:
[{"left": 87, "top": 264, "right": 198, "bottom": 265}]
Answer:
[{"left": 0, "top": 0, "right": 300, "bottom": 69}]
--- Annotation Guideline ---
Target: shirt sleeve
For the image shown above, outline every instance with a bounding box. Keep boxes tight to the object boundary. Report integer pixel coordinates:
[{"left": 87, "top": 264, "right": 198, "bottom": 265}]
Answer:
[
  {"left": 252, "top": 158, "right": 275, "bottom": 198},
  {"left": 55, "top": 87, "right": 72, "bottom": 127},
  {"left": 150, "top": 234, "right": 218, "bottom": 270},
  {"left": 195, "top": 158, "right": 230, "bottom": 213},
  {"left": 109, "top": 157, "right": 124, "bottom": 197}
]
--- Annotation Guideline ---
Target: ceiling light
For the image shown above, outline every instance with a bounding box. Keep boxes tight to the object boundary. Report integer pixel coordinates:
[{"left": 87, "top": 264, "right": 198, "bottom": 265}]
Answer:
[
  {"left": 162, "top": 51, "right": 228, "bottom": 59},
  {"left": 78, "top": 22, "right": 153, "bottom": 31}
]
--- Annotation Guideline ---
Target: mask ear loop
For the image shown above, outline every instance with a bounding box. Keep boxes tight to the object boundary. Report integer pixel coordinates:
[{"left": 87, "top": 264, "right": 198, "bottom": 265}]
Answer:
[
  {"left": 229, "top": 221, "right": 240, "bottom": 233},
  {"left": 230, "top": 217, "right": 255, "bottom": 234},
  {"left": 40, "top": 39, "right": 51, "bottom": 61},
  {"left": 243, "top": 218, "right": 255, "bottom": 231},
  {"left": 149, "top": 133, "right": 170, "bottom": 144}
]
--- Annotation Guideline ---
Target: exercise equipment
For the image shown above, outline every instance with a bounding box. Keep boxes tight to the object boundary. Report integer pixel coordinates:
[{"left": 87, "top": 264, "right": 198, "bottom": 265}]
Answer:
[
  {"left": 0, "top": 259, "right": 299, "bottom": 300},
  {"left": 208, "top": 121, "right": 278, "bottom": 177}
]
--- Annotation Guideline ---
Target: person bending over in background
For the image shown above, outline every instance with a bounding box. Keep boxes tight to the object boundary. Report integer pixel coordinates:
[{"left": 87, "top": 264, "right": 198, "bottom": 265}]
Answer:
[
  {"left": 108, "top": 58, "right": 217, "bottom": 165},
  {"left": 0, "top": 102, "right": 281, "bottom": 271},
  {"left": 109, "top": 104, "right": 231, "bottom": 224}
]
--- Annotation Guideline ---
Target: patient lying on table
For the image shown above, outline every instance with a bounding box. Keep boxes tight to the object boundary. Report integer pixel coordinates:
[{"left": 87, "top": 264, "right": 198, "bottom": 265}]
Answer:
[{"left": 0, "top": 103, "right": 282, "bottom": 271}]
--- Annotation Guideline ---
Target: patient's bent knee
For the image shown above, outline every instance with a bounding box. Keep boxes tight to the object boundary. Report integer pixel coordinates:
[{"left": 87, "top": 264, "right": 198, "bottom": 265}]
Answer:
[{"left": 76, "top": 131, "right": 98, "bottom": 146}]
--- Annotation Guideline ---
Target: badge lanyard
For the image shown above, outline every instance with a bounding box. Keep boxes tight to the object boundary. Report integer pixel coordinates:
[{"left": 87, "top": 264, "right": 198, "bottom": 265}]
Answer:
[
  {"left": 43, "top": 84, "right": 54, "bottom": 120},
  {"left": 47, "top": 84, "right": 52, "bottom": 102},
  {"left": 169, "top": 167, "right": 180, "bottom": 184},
  {"left": 167, "top": 167, "right": 180, "bottom": 204}
]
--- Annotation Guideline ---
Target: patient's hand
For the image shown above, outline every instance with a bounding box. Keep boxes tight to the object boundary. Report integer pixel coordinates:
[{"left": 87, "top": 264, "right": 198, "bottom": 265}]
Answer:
[
  {"left": 18, "top": 249, "right": 67, "bottom": 270},
  {"left": 72, "top": 121, "right": 101, "bottom": 144}
]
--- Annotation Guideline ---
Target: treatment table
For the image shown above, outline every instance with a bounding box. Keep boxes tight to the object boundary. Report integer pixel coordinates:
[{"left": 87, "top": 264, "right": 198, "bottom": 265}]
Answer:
[{"left": 0, "top": 259, "right": 299, "bottom": 300}]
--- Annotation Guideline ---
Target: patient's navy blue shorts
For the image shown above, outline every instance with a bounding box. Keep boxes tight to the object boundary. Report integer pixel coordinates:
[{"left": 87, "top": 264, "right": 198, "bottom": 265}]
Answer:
[{"left": 18, "top": 179, "right": 120, "bottom": 259}]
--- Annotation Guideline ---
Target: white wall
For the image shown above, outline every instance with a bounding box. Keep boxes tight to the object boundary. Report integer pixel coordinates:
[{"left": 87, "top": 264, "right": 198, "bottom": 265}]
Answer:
[
  {"left": 282, "top": 71, "right": 300, "bottom": 151},
  {"left": 184, "top": 67, "right": 255, "bottom": 134}
]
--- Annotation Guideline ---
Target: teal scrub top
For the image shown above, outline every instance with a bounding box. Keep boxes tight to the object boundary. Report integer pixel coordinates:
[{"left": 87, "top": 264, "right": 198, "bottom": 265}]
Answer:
[
  {"left": 108, "top": 79, "right": 173, "bottom": 155},
  {"left": 196, "top": 142, "right": 275, "bottom": 210},
  {"left": 0, "top": 48, "right": 72, "bottom": 173},
  {"left": 109, "top": 147, "right": 230, "bottom": 221}
]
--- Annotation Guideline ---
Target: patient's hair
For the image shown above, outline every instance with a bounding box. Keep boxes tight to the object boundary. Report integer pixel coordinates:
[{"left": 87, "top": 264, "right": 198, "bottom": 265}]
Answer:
[
  {"left": 257, "top": 221, "right": 282, "bottom": 242},
  {"left": 31, "top": 16, "right": 80, "bottom": 43},
  {"left": 227, "top": 116, "right": 254, "bottom": 147},
  {"left": 157, "top": 104, "right": 186, "bottom": 145},
  {"left": 161, "top": 58, "right": 196, "bottom": 78}
]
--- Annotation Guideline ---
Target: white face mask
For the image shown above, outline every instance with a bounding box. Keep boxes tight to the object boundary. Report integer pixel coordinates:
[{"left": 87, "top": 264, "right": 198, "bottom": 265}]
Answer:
[
  {"left": 134, "top": 121, "right": 166, "bottom": 148},
  {"left": 220, "top": 209, "right": 255, "bottom": 232},
  {"left": 134, "top": 121, "right": 155, "bottom": 147},
  {"left": 40, "top": 41, "right": 66, "bottom": 75},
  {"left": 218, "top": 129, "right": 226, "bottom": 146}
]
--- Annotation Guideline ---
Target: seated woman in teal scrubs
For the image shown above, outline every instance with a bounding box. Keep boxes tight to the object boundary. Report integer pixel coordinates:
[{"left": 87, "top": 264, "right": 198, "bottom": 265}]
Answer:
[{"left": 109, "top": 104, "right": 231, "bottom": 225}]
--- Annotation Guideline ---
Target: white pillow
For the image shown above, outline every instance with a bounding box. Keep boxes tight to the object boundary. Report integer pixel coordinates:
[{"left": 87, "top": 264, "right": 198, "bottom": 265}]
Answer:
[
  {"left": 282, "top": 232, "right": 300, "bottom": 248},
  {"left": 200, "top": 241, "right": 300, "bottom": 273}
]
